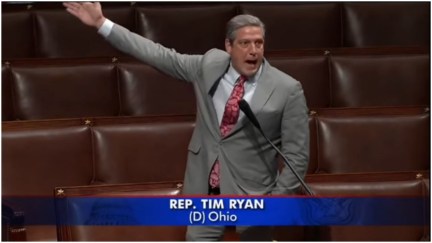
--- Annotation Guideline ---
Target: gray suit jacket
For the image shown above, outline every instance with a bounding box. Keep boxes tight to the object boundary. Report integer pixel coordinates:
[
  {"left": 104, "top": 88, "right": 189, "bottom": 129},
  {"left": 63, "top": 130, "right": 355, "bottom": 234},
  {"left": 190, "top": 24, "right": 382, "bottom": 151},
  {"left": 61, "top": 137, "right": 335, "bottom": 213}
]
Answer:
[{"left": 106, "top": 24, "right": 309, "bottom": 195}]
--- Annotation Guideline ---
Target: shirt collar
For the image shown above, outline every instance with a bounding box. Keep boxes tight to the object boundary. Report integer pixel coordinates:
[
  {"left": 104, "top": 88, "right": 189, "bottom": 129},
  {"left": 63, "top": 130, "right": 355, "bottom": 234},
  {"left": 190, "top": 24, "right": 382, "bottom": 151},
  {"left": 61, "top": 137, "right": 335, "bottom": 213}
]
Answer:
[{"left": 226, "top": 61, "right": 263, "bottom": 86}]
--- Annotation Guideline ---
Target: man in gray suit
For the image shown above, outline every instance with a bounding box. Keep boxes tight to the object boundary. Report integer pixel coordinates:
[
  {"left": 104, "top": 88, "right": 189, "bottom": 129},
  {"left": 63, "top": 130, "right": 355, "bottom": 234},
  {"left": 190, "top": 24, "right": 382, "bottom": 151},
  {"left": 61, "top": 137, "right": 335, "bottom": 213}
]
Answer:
[{"left": 64, "top": 2, "right": 309, "bottom": 241}]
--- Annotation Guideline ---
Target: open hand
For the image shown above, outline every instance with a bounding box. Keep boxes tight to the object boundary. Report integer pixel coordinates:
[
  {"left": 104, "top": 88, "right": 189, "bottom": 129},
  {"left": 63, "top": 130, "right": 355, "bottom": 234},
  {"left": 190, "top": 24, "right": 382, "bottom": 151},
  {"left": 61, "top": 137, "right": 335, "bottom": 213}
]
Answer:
[{"left": 63, "top": 2, "right": 106, "bottom": 28}]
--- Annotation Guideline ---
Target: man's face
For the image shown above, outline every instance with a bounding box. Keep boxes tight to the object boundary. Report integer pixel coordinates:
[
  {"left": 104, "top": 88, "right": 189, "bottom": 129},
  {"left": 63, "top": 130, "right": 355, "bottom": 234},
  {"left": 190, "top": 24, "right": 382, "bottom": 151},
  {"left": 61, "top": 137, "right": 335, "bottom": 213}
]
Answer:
[{"left": 225, "top": 26, "right": 265, "bottom": 77}]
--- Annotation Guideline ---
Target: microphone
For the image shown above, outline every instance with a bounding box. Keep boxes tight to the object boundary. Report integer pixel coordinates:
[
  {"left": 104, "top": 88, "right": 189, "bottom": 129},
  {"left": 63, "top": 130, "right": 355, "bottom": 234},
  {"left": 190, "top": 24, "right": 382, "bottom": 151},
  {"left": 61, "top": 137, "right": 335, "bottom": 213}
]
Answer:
[{"left": 238, "top": 99, "right": 314, "bottom": 196}]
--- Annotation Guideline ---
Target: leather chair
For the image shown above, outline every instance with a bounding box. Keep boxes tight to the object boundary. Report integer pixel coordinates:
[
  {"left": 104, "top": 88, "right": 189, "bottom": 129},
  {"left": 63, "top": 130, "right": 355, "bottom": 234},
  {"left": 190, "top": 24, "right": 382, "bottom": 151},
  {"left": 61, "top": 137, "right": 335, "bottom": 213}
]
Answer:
[
  {"left": 135, "top": 3, "right": 237, "bottom": 54},
  {"left": 307, "top": 171, "right": 429, "bottom": 241},
  {"left": 342, "top": 2, "right": 430, "bottom": 47},
  {"left": 2, "top": 63, "right": 13, "bottom": 121},
  {"left": 330, "top": 54, "right": 429, "bottom": 107},
  {"left": 275, "top": 171, "right": 430, "bottom": 241},
  {"left": 117, "top": 61, "right": 196, "bottom": 116},
  {"left": 2, "top": 120, "right": 94, "bottom": 241},
  {"left": 239, "top": 3, "right": 341, "bottom": 50},
  {"left": 9, "top": 60, "right": 119, "bottom": 120},
  {"left": 90, "top": 115, "right": 195, "bottom": 184},
  {"left": 54, "top": 181, "right": 187, "bottom": 241},
  {"left": 314, "top": 107, "right": 430, "bottom": 173},
  {"left": 268, "top": 54, "right": 330, "bottom": 109},
  {"left": 33, "top": 2, "right": 134, "bottom": 58},
  {"left": 2, "top": 4, "right": 34, "bottom": 59}
]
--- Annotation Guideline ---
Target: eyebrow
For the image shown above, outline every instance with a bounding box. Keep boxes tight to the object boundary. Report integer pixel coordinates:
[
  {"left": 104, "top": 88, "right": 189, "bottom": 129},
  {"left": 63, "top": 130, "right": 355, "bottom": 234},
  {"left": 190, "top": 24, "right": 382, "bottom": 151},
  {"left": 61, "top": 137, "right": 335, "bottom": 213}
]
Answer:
[{"left": 238, "top": 38, "right": 264, "bottom": 42}]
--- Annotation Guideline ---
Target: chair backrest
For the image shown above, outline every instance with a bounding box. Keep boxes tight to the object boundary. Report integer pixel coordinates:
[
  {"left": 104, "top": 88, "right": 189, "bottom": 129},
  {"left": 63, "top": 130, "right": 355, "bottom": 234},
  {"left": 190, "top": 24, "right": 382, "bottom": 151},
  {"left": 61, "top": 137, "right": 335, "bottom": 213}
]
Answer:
[
  {"left": 239, "top": 3, "right": 341, "bottom": 49},
  {"left": 2, "top": 119, "right": 94, "bottom": 241},
  {"left": 268, "top": 55, "right": 330, "bottom": 108},
  {"left": 2, "top": 122, "right": 93, "bottom": 196},
  {"left": 9, "top": 60, "right": 119, "bottom": 120},
  {"left": 117, "top": 62, "right": 196, "bottom": 116},
  {"left": 312, "top": 107, "right": 430, "bottom": 173},
  {"left": 275, "top": 171, "right": 429, "bottom": 241},
  {"left": 342, "top": 2, "right": 430, "bottom": 47},
  {"left": 330, "top": 54, "right": 430, "bottom": 107},
  {"left": 305, "top": 171, "right": 429, "bottom": 241},
  {"left": 91, "top": 116, "right": 195, "bottom": 184},
  {"left": 135, "top": 3, "right": 236, "bottom": 54},
  {"left": 54, "top": 181, "right": 186, "bottom": 241}
]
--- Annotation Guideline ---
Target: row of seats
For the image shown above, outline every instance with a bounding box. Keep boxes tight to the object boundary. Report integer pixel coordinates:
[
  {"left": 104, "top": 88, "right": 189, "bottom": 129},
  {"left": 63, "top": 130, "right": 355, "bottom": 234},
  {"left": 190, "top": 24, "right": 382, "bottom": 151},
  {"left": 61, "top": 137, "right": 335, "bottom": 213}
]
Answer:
[
  {"left": 51, "top": 172, "right": 429, "bottom": 241},
  {"left": 6, "top": 171, "right": 430, "bottom": 241},
  {"left": 2, "top": 2, "right": 429, "bottom": 59},
  {"left": 3, "top": 106, "right": 429, "bottom": 240},
  {"left": 2, "top": 2, "right": 430, "bottom": 241},
  {"left": 3, "top": 48, "right": 429, "bottom": 121}
]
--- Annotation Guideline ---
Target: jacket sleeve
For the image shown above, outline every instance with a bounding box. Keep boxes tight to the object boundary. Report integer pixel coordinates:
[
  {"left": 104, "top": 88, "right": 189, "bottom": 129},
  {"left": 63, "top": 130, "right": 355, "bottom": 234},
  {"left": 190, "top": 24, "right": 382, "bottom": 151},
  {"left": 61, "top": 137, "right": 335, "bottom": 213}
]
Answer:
[
  {"left": 105, "top": 23, "right": 203, "bottom": 83},
  {"left": 272, "top": 82, "right": 310, "bottom": 195}
]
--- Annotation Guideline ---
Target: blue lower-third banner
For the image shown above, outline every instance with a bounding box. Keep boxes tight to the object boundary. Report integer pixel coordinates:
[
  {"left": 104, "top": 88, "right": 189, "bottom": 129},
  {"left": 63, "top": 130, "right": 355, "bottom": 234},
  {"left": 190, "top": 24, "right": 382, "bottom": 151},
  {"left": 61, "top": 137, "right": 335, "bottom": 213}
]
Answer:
[{"left": 3, "top": 196, "right": 428, "bottom": 226}]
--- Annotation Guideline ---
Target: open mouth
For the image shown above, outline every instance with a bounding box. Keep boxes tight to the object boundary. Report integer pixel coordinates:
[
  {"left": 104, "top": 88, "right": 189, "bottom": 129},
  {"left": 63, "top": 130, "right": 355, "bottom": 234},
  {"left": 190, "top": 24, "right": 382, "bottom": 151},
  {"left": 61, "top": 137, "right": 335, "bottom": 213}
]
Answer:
[{"left": 245, "top": 60, "right": 258, "bottom": 66}]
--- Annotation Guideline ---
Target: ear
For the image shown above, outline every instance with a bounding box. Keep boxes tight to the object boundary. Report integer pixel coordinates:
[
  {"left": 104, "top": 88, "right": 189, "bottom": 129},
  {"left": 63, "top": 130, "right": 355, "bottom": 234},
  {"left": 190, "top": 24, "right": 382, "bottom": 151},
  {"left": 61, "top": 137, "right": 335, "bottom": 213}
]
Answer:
[{"left": 225, "top": 39, "right": 232, "bottom": 54}]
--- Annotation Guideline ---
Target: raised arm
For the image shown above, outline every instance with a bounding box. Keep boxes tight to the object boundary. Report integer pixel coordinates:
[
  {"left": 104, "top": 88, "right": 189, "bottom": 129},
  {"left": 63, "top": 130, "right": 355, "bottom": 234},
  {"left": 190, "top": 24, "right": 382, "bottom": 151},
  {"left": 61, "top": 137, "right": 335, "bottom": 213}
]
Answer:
[{"left": 63, "top": 2, "right": 203, "bottom": 82}]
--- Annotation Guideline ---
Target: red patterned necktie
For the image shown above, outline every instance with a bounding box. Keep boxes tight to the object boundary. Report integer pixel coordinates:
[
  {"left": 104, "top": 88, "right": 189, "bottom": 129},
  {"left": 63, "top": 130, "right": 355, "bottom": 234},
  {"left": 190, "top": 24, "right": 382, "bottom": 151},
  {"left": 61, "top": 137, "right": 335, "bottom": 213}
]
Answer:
[{"left": 209, "top": 75, "right": 248, "bottom": 189}]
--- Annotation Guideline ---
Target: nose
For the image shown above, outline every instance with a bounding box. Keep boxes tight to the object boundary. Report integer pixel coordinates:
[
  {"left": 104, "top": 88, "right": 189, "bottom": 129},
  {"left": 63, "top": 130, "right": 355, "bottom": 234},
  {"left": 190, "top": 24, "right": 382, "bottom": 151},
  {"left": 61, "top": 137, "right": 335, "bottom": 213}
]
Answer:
[{"left": 249, "top": 44, "right": 257, "bottom": 55}]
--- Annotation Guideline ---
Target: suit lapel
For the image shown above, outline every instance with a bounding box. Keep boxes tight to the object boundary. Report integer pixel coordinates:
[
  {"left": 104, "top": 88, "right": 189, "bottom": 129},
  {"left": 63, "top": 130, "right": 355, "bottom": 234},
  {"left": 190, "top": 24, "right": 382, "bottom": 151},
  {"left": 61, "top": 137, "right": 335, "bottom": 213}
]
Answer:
[{"left": 202, "top": 51, "right": 231, "bottom": 139}]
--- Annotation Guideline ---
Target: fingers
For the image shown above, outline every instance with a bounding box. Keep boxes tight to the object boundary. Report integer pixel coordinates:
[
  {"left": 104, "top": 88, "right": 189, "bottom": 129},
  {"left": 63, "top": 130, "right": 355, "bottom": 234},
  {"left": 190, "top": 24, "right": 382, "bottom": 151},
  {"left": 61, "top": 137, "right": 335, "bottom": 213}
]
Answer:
[
  {"left": 63, "top": 2, "right": 81, "bottom": 10},
  {"left": 65, "top": 7, "right": 80, "bottom": 18},
  {"left": 63, "top": 2, "right": 82, "bottom": 16},
  {"left": 82, "top": 2, "right": 92, "bottom": 7},
  {"left": 63, "top": 2, "right": 95, "bottom": 12}
]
